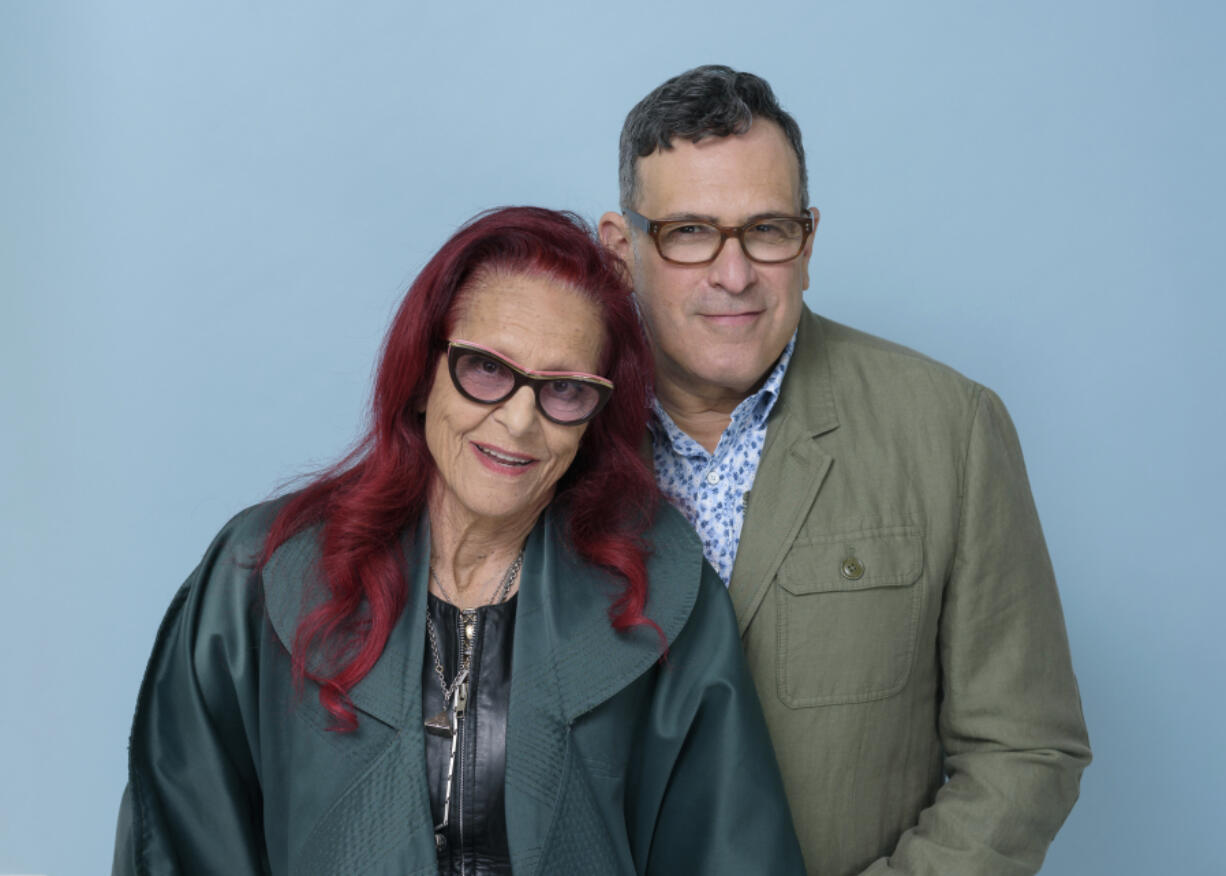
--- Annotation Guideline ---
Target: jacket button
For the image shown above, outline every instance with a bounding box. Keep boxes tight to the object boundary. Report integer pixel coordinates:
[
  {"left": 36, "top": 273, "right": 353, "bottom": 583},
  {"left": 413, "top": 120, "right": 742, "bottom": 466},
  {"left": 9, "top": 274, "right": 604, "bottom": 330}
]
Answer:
[{"left": 840, "top": 557, "right": 865, "bottom": 580}]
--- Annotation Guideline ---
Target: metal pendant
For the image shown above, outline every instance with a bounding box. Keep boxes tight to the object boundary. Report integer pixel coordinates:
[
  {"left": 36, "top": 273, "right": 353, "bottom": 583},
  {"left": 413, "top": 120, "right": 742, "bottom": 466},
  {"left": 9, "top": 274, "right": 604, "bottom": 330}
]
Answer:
[
  {"left": 425, "top": 669, "right": 468, "bottom": 737},
  {"left": 424, "top": 710, "right": 452, "bottom": 737}
]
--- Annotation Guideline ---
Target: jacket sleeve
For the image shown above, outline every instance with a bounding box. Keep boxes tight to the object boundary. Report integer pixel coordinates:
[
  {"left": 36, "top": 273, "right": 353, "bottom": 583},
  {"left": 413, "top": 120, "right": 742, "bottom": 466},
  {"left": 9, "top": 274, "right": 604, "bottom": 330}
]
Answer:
[
  {"left": 864, "top": 387, "right": 1092, "bottom": 875},
  {"left": 112, "top": 512, "right": 270, "bottom": 876},
  {"left": 646, "top": 565, "right": 808, "bottom": 876}
]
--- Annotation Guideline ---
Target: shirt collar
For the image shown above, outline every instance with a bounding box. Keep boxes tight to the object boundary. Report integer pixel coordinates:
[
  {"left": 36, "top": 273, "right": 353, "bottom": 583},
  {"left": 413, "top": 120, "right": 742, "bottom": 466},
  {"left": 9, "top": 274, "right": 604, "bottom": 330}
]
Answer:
[
  {"left": 749, "top": 330, "right": 796, "bottom": 427},
  {"left": 649, "top": 329, "right": 798, "bottom": 450}
]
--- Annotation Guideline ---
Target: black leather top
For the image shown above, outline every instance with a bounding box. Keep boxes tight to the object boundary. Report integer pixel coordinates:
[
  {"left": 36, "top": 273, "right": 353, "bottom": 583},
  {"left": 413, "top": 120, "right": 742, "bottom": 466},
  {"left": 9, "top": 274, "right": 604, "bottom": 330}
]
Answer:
[{"left": 423, "top": 592, "right": 516, "bottom": 875}]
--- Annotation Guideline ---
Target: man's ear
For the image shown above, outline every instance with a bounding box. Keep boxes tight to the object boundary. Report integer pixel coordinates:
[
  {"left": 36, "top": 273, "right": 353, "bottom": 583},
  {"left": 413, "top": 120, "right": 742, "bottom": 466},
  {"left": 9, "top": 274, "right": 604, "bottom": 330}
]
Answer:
[
  {"left": 598, "top": 211, "right": 633, "bottom": 266},
  {"left": 804, "top": 206, "right": 821, "bottom": 258},
  {"left": 799, "top": 206, "right": 821, "bottom": 292}
]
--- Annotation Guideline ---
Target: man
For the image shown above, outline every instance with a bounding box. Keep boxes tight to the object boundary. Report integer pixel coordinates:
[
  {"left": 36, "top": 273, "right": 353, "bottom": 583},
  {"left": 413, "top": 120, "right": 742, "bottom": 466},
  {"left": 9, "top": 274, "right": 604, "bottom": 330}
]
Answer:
[{"left": 599, "top": 65, "right": 1091, "bottom": 875}]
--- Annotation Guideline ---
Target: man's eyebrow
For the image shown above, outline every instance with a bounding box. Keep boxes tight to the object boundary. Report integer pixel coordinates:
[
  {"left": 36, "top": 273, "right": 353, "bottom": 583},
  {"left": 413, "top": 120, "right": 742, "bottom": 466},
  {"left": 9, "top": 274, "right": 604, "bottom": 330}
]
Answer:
[
  {"left": 656, "top": 212, "right": 720, "bottom": 223},
  {"left": 657, "top": 210, "right": 802, "bottom": 224}
]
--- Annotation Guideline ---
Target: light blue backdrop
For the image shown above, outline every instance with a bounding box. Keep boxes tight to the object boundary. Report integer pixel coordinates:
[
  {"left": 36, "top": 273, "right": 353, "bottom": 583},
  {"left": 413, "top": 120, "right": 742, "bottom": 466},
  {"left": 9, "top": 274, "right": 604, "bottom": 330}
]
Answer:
[{"left": 3, "top": 2, "right": 1222, "bottom": 873}]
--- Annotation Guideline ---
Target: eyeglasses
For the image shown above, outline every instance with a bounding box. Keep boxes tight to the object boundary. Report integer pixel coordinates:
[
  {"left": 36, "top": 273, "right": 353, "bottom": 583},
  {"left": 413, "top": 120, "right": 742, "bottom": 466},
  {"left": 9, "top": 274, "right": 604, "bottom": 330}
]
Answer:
[
  {"left": 446, "top": 339, "right": 613, "bottom": 426},
  {"left": 625, "top": 209, "right": 814, "bottom": 265}
]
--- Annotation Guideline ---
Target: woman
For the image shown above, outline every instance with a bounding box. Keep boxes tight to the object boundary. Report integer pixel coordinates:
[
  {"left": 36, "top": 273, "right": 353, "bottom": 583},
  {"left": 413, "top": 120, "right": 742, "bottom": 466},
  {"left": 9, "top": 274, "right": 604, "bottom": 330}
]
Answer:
[{"left": 112, "top": 207, "right": 805, "bottom": 875}]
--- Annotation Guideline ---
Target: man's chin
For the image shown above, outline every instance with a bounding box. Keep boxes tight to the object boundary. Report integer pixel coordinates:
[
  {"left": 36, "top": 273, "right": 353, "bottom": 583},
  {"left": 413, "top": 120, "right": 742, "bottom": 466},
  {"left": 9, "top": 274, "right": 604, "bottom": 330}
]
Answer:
[{"left": 692, "top": 358, "right": 772, "bottom": 397}]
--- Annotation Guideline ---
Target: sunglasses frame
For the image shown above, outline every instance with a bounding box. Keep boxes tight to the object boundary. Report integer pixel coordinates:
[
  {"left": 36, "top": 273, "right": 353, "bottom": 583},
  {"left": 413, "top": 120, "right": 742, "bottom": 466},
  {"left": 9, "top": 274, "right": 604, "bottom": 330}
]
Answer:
[{"left": 446, "top": 339, "right": 613, "bottom": 426}]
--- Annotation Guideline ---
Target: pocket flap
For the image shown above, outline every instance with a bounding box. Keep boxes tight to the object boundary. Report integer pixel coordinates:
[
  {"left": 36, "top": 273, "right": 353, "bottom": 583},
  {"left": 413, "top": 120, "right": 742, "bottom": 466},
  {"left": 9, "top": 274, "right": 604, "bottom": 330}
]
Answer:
[{"left": 777, "top": 526, "right": 923, "bottom": 595}]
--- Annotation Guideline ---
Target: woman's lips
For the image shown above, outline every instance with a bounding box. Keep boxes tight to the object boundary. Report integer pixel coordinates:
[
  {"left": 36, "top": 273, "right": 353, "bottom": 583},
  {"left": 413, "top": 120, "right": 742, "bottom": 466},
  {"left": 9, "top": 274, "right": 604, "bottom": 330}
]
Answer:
[{"left": 471, "top": 441, "right": 537, "bottom": 474}]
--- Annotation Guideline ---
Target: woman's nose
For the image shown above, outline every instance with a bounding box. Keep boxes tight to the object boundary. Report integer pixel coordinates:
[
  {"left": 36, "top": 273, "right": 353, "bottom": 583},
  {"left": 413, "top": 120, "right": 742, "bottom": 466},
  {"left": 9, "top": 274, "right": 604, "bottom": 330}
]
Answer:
[{"left": 494, "top": 384, "right": 538, "bottom": 434}]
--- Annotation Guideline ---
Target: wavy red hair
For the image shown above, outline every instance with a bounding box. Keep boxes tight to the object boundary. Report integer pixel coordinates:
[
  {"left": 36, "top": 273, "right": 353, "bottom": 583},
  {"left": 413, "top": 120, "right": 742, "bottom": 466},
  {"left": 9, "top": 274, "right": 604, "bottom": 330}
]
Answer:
[{"left": 261, "top": 207, "right": 659, "bottom": 729}]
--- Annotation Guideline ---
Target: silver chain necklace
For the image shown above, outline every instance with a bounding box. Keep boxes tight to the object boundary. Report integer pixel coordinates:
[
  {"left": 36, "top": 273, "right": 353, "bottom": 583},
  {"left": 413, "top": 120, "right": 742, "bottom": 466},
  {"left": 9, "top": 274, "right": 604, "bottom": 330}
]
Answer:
[{"left": 423, "top": 550, "right": 523, "bottom": 856}]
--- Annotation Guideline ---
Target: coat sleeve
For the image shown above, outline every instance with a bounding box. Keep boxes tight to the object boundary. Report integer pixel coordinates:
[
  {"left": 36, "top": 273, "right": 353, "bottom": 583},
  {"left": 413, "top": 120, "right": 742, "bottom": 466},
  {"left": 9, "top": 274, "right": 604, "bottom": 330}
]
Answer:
[
  {"left": 112, "top": 511, "right": 270, "bottom": 876},
  {"left": 864, "top": 387, "right": 1092, "bottom": 875},
  {"left": 645, "top": 565, "right": 808, "bottom": 876}
]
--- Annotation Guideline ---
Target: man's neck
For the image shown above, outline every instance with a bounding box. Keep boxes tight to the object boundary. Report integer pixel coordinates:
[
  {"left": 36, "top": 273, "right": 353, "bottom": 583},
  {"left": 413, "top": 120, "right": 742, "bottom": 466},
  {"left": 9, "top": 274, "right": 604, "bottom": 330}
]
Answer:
[
  {"left": 659, "top": 407, "right": 731, "bottom": 454},
  {"left": 654, "top": 381, "right": 748, "bottom": 454}
]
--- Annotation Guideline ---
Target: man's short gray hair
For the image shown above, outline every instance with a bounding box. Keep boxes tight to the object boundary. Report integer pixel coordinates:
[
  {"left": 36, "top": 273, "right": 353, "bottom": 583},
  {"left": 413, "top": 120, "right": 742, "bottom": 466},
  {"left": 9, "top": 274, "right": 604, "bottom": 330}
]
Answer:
[{"left": 617, "top": 64, "right": 808, "bottom": 213}]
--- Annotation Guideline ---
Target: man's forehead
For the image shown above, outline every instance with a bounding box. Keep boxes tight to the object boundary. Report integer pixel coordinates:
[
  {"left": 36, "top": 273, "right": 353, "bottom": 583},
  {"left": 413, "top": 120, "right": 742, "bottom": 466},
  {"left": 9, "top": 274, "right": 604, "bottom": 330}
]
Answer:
[{"left": 634, "top": 121, "right": 803, "bottom": 217}]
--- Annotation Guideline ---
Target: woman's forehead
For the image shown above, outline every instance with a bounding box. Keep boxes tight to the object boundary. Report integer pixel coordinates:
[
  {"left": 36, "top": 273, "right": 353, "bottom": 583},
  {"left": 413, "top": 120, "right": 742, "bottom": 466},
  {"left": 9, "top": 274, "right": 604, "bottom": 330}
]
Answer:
[{"left": 450, "top": 268, "right": 606, "bottom": 372}]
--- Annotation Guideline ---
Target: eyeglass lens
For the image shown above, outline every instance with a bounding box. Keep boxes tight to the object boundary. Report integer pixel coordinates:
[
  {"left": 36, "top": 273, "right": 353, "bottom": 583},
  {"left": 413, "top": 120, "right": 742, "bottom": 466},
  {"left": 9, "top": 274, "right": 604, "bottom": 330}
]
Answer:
[
  {"left": 452, "top": 349, "right": 603, "bottom": 423},
  {"left": 659, "top": 218, "right": 807, "bottom": 263}
]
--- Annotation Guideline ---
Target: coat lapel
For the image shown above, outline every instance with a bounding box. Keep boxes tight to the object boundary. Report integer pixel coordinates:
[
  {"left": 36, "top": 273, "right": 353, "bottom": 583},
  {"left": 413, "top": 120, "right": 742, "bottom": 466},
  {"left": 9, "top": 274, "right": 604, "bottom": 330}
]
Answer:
[
  {"left": 264, "top": 507, "right": 703, "bottom": 876},
  {"left": 263, "top": 519, "right": 438, "bottom": 876},
  {"left": 728, "top": 308, "right": 840, "bottom": 633},
  {"left": 505, "top": 505, "right": 701, "bottom": 874}
]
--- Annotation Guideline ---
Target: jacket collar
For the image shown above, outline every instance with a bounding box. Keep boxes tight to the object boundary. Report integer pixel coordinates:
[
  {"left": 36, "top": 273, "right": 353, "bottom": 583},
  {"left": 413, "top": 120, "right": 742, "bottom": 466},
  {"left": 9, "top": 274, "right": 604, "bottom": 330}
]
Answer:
[
  {"left": 261, "top": 501, "right": 702, "bottom": 874},
  {"left": 776, "top": 306, "right": 839, "bottom": 437},
  {"left": 727, "top": 307, "right": 840, "bottom": 631},
  {"left": 262, "top": 517, "right": 429, "bottom": 729},
  {"left": 262, "top": 519, "right": 437, "bottom": 874},
  {"left": 262, "top": 505, "right": 699, "bottom": 727},
  {"left": 505, "top": 503, "right": 700, "bottom": 871}
]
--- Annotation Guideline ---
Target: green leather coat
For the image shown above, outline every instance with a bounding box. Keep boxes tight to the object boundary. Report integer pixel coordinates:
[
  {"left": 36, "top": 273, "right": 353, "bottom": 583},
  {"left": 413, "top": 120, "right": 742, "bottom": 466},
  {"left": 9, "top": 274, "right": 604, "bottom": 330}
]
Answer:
[
  {"left": 727, "top": 308, "right": 1092, "bottom": 875},
  {"left": 112, "top": 502, "right": 805, "bottom": 875}
]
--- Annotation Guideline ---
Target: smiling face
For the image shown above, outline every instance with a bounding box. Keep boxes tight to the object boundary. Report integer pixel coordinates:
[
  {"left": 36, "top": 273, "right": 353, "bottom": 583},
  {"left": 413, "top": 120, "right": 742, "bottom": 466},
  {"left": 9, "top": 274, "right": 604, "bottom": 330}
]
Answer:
[
  {"left": 608, "top": 120, "right": 817, "bottom": 413},
  {"left": 423, "top": 268, "right": 606, "bottom": 533}
]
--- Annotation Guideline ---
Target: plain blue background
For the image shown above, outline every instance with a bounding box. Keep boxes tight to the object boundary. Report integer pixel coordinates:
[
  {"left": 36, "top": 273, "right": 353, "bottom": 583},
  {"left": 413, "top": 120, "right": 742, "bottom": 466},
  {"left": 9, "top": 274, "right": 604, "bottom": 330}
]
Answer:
[{"left": 2, "top": 2, "right": 1223, "bottom": 873}]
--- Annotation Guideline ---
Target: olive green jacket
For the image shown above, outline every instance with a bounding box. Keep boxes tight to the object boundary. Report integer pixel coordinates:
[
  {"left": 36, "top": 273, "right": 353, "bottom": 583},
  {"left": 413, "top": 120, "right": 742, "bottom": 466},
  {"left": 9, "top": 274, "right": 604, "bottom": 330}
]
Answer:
[
  {"left": 112, "top": 502, "right": 805, "bottom": 875},
  {"left": 728, "top": 308, "right": 1091, "bottom": 875}
]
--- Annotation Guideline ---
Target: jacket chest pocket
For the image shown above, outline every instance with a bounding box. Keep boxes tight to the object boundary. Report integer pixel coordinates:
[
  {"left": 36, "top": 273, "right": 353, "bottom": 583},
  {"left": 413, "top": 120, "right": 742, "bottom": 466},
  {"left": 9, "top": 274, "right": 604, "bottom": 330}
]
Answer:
[{"left": 775, "top": 525, "right": 924, "bottom": 708}]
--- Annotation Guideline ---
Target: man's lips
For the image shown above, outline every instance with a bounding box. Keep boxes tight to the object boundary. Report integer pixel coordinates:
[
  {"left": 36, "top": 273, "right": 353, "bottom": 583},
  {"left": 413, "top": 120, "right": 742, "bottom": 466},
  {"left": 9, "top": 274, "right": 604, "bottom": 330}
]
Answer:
[
  {"left": 471, "top": 441, "right": 537, "bottom": 473},
  {"left": 700, "top": 310, "right": 762, "bottom": 326}
]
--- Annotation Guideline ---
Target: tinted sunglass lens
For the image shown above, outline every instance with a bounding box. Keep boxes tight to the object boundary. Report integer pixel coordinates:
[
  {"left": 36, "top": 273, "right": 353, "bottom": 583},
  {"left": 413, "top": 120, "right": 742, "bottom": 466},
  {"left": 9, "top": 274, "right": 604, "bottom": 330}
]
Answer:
[
  {"left": 539, "top": 380, "right": 600, "bottom": 424},
  {"left": 454, "top": 351, "right": 513, "bottom": 401}
]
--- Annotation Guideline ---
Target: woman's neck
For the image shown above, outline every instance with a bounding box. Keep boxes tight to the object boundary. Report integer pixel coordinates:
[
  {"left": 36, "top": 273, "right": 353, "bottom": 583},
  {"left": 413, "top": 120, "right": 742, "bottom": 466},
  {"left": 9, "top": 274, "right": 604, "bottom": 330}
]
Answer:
[{"left": 425, "top": 485, "right": 542, "bottom": 608}]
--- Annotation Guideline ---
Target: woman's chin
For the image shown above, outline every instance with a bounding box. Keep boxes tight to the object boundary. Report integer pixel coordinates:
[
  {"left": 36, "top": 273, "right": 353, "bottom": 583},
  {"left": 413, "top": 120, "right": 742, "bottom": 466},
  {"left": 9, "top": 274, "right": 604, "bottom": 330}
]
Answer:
[{"left": 430, "top": 483, "right": 555, "bottom": 533}]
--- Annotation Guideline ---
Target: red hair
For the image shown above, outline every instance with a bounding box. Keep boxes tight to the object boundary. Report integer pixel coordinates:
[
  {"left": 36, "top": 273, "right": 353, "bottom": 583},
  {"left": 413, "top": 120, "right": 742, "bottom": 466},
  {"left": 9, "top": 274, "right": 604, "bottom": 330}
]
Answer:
[{"left": 261, "top": 207, "right": 659, "bottom": 730}]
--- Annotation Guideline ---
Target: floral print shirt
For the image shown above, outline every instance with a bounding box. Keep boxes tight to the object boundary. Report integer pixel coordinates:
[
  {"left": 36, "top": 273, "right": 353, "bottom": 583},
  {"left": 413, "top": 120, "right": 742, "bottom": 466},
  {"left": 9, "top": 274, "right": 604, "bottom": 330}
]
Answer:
[{"left": 648, "top": 333, "right": 797, "bottom": 585}]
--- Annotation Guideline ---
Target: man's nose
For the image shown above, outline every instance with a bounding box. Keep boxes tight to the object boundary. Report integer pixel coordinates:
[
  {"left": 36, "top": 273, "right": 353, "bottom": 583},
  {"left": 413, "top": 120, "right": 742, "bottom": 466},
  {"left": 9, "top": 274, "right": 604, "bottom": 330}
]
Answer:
[{"left": 706, "top": 236, "right": 757, "bottom": 294}]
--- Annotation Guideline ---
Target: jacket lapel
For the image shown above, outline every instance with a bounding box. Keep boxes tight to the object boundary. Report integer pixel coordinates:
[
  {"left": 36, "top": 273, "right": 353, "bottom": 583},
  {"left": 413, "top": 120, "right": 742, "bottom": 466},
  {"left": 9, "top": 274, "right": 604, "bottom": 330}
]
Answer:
[
  {"left": 505, "top": 505, "right": 701, "bottom": 874},
  {"left": 264, "top": 507, "right": 703, "bottom": 875},
  {"left": 728, "top": 308, "right": 839, "bottom": 633},
  {"left": 263, "top": 520, "right": 438, "bottom": 876}
]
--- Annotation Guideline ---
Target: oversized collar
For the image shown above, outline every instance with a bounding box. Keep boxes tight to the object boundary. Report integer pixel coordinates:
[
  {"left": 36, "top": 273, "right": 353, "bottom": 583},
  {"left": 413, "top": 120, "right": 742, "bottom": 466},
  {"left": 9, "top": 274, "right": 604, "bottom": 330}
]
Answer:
[
  {"left": 262, "top": 503, "right": 701, "bottom": 731},
  {"left": 259, "top": 501, "right": 704, "bottom": 874}
]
